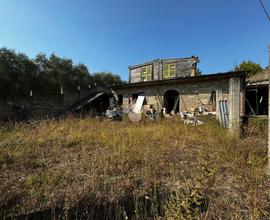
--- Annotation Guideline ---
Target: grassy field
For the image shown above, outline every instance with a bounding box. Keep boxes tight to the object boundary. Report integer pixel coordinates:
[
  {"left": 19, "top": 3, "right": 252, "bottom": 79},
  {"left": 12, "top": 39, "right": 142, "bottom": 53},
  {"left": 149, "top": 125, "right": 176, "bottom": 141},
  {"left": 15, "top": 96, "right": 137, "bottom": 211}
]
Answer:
[{"left": 0, "top": 117, "right": 269, "bottom": 219}]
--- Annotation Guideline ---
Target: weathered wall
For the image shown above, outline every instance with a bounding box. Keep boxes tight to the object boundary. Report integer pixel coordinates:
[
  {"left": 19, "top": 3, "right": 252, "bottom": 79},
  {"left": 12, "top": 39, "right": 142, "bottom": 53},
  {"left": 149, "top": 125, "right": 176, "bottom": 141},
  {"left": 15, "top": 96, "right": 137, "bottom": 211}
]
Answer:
[
  {"left": 115, "top": 77, "right": 245, "bottom": 116},
  {"left": 163, "top": 59, "right": 196, "bottom": 78},
  {"left": 153, "top": 61, "right": 160, "bottom": 80},
  {"left": 0, "top": 91, "right": 91, "bottom": 120},
  {"left": 129, "top": 57, "right": 198, "bottom": 83},
  {"left": 129, "top": 67, "right": 142, "bottom": 83}
]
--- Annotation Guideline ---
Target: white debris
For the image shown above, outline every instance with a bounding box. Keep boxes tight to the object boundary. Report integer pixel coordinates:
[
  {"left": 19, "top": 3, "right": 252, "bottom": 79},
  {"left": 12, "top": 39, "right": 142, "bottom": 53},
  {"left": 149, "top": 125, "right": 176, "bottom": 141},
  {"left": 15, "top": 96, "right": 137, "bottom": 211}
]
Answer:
[
  {"left": 184, "top": 118, "right": 204, "bottom": 126},
  {"left": 133, "top": 96, "right": 145, "bottom": 114}
]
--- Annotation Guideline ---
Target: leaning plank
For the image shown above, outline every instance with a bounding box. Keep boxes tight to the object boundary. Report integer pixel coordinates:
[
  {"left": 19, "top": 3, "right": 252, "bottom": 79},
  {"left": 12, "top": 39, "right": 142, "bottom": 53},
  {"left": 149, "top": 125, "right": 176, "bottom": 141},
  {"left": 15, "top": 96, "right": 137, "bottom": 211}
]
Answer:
[{"left": 133, "top": 96, "right": 145, "bottom": 114}]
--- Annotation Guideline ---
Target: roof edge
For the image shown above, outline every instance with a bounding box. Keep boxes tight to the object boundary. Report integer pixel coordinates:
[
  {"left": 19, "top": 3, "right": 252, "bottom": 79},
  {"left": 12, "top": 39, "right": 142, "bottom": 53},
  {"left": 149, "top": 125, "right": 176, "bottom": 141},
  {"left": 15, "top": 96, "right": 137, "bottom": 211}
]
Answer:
[
  {"left": 128, "top": 56, "right": 199, "bottom": 70},
  {"left": 111, "top": 70, "right": 247, "bottom": 89}
]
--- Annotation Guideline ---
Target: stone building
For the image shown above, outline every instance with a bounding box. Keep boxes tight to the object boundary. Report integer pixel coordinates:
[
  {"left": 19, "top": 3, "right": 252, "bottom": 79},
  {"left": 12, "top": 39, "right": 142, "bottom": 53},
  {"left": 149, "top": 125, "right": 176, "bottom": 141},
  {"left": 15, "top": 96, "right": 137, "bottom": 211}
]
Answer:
[
  {"left": 113, "top": 57, "right": 246, "bottom": 131},
  {"left": 0, "top": 55, "right": 247, "bottom": 132}
]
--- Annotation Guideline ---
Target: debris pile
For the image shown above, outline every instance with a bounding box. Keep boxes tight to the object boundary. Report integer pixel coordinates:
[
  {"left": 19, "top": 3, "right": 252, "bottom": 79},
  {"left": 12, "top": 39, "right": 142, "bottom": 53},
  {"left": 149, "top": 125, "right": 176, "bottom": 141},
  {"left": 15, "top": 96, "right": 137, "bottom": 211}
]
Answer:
[
  {"left": 105, "top": 106, "right": 123, "bottom": 121},
  {"left": 9, "top": 88, "right": 218, "bottom": 126}
]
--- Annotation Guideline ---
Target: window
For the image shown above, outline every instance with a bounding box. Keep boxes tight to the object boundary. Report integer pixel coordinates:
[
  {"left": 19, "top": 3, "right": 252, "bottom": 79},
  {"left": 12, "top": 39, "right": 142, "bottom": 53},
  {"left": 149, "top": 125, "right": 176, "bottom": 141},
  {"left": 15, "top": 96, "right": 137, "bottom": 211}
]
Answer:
[
  {"left": 141, "top": 65, "right": 153, "bottom": 81},
  {"left": 163, "top": 63, "right": 176, "bottom": 79}
]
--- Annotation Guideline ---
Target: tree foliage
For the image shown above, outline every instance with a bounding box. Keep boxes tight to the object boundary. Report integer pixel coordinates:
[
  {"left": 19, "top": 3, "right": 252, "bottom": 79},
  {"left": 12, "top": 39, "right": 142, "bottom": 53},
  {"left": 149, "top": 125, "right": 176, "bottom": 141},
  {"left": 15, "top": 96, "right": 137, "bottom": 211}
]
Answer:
[
  {"left": 235, "top": 60, "right": 263, "bottom": 77},
  {"left": 91, "top": 72, "right": 124, "bottom": 86},
  {"left": 195, "top": 68, "right": 202, "bottom": 76},
  {"left": 0, "top": 48, "right": 124, "bottom": 97}
]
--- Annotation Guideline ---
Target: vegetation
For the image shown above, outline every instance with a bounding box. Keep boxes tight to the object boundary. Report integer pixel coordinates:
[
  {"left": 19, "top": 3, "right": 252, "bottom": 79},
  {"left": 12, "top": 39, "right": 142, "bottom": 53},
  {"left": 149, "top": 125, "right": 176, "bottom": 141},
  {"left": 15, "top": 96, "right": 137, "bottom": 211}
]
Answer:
[
  {"left": 91, "top": 72, "right": 124, "bottom": 86},
  {"left": 235, "top": 60, "right": 263, "bottom": 77},
  {"left": 0, "top": 48, "right": 124, "bottom": 97},
  {"left": 195, "top": 68, "right": 202, "bottom": 76},
  {"left": 0, "top": 117, "right": 269, "bottom": 219}
]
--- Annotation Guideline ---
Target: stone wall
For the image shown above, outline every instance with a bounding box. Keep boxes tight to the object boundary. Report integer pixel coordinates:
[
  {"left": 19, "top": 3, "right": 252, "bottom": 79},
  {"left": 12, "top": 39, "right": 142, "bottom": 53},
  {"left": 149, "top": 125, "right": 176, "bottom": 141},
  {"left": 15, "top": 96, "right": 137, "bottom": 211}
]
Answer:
[{"left": 115, "top": 77, "right": 245, "bottom": 116}]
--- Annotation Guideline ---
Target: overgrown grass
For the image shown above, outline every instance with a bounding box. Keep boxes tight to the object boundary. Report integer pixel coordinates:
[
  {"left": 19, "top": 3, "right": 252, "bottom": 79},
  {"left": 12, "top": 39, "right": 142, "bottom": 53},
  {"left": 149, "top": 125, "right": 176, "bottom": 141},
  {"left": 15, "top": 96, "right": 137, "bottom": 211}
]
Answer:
[{"left": 0, "top": 117, "right": 269, "bottom": 219}]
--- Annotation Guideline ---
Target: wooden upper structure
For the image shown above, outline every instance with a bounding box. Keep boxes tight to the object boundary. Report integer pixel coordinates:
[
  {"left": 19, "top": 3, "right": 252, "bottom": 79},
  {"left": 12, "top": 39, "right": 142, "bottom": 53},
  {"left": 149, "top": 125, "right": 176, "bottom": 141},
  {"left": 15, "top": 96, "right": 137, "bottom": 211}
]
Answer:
[{"left": 128, "top": 56, "right": 199, "bottom": 83}]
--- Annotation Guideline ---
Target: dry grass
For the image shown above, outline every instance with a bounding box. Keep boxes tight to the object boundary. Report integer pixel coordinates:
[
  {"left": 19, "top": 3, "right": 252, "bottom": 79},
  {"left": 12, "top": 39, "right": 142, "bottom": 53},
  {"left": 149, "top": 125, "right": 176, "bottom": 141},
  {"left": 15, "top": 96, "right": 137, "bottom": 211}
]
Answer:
[{"left": 0, "top": 117, "right": 269, "bottom": 219}]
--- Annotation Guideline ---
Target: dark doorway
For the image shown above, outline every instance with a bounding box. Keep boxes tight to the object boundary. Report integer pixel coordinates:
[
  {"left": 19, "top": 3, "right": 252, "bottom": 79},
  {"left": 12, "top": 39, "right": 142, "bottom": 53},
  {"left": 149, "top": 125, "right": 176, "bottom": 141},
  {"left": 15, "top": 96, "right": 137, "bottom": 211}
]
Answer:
[
  {"left": 164, "top": 90, "right": 180, "bottom": 113},
  {"left": 131, "top": 93, "right": 146, "bottom": 105},
  {"left": 118, "top": 94, "right": 123, "bottom": 105},
  {"left": 245, "top": 85, "right": 268, "bottom": 115},
  {"left": 81, "top": 94, "right": 113, "bottom": 116}
]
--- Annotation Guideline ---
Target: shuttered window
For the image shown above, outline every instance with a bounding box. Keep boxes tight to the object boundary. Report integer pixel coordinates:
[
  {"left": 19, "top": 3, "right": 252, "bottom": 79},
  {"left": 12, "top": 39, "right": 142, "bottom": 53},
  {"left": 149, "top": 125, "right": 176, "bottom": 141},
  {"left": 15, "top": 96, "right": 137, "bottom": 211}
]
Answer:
[
  {"left": 141, "top": 65, "right": 153, "bottom": 81},
  {"left": 163, "top": 63, "right": 176, "bottom": 79}
]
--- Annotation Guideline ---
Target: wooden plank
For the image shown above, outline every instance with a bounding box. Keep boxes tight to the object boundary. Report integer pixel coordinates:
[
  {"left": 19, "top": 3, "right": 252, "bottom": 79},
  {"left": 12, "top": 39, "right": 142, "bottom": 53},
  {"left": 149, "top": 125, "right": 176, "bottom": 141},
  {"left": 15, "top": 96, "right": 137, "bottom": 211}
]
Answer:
[
  {"left": 130, "top": 67, "right": 142, "bottom": 83},
  {"left": 133, "top": 96, "right": 145, "bottom": 114}
]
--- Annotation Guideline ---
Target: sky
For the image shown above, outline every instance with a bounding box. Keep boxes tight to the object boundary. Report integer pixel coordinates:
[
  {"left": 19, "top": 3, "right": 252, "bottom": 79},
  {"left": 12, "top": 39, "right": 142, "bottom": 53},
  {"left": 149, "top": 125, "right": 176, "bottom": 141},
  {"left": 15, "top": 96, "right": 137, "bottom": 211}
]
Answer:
[{"left": 0, "top": 0, "right": 269, "bottom": 80}]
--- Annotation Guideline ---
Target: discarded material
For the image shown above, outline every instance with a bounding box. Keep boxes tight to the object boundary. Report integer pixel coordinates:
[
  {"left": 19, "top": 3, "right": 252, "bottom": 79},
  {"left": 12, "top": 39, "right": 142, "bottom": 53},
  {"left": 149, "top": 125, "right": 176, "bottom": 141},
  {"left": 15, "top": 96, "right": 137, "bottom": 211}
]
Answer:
[
  {"left": 128, "top": 112, "right": 142, "bottom": 122},
  {"left": 127, "top": 96, "right": 145, "bottom": 122},
  {"left": 184, "top": 118, "right": 204, "bottom": 126},
  {"left": 219, "top": 100, "right": 229, "bottom": 128},
  {"left": 133, "top": 96, "right": 145, "bottom": 114},
  {"left": 105, "top": 108, "right": 123, "bottom": 121}
]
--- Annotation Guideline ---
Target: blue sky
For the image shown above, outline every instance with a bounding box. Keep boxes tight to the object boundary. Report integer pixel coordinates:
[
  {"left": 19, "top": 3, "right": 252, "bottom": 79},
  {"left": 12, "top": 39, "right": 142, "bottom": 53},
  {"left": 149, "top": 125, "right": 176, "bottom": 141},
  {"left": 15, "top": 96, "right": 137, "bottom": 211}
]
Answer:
[{"left": 0, "top": 0, "right": 269, "bottom": 80}]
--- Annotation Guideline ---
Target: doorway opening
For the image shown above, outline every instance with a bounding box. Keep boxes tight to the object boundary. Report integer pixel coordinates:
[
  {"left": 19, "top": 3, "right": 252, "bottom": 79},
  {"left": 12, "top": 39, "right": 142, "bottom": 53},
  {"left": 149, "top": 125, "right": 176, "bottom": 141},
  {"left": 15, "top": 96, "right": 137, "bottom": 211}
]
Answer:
[
  {"left": 245, "top": 85, "right": 268, "bottom": 115},
  {"left": 163, "top": 90, "right": 180, "bottom": 113}
]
